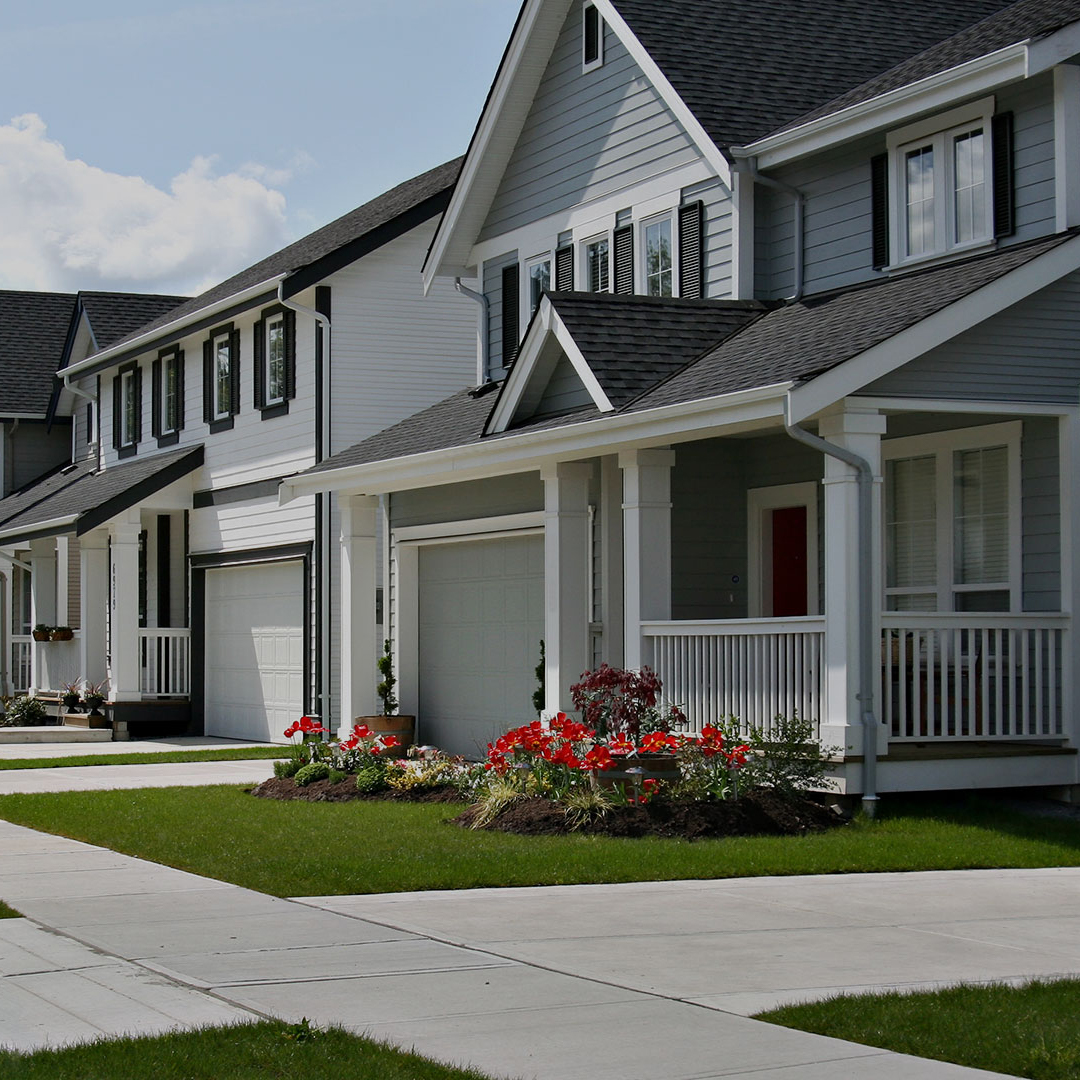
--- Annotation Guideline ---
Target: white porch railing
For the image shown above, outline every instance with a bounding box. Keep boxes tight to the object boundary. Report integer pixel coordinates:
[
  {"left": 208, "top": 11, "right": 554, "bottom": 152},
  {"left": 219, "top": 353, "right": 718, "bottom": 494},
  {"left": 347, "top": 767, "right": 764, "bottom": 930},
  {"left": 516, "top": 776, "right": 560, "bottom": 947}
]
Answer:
[
  {"left": 10, "top": 636, "right": 31, "bottom": 694},
  {"left": 139, "top": 629, "right": 190, "bottom": 697},
  {"left": 642, "top": 617, "right": 826, "bottom": 737},
  {"left": 881, "top": 614, "right": 1068, "bottom": 740}
]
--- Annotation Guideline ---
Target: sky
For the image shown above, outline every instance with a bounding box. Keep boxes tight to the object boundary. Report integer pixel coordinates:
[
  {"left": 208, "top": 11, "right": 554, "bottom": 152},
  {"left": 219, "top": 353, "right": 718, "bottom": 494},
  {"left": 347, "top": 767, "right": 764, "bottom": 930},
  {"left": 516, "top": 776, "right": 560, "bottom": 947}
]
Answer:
[{"left": 0, "top": 0, "right": 521, "bottom": 297}]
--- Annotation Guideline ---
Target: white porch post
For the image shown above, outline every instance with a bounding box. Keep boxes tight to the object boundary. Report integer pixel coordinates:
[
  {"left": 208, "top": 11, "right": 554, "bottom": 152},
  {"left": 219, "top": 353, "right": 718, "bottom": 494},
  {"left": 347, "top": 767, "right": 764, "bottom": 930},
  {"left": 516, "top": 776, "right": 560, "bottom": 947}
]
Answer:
[
  {"left": 818, "top": 405, "right": 886, "bottom": 757},
  {"left": 28, "top": 537, "right": 56, "bottom": 693},
  {"left": 542, "top": 462, "right": 592, "bottom": 714},
  {"left": 620, "top": 447, "right": 675, "bottom": 670},
  {"left": 79, "top": 530, "right": 109, "bottom": 690},
  {"left": 1060, "top": 411, "right": 1080, "bottom": 762},
  {"left": 600, "top": 455, "right": 624, "bottom": 667},
  {"left": 339, "top": 493, "right": 379, "bottom": 736},
  {"left": 108, "top": 511, "right": 142, "bottom": 701}
]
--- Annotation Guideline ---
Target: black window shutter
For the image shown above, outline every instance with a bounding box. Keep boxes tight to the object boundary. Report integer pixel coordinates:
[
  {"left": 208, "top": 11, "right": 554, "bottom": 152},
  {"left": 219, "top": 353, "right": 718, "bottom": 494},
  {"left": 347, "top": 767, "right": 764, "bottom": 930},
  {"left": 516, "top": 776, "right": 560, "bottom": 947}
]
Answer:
[
  {"left": 175, "top": 348, "right": 185, "bottom": 431},
  {"left": 151, "top": 357, "right": 161, "bottom": 439},
  {"left": 133, "top": 367, "right": 142, "bottom": 444},
  {"left": 613, "top": 224, "right": 634, "bottom": 295},
  {"left": 992, "top": 112, "right": 1015, "bottom": 238},
  {"left": 112, "top": 375, "right": 121, "bottom": 450},
  {"left": 678, "top": 202, "right": 705, "bottom": 298},
  {"left": 253, "top": 318, "right": 265, "bottom": 409},
  {"left": 85, "top": 402, "right": 92, "bottom": 445},
  {"left": 871, "top": 153, "right": 890, "bottom": 270},
  {"left": 202, "top": 340, "right": 213, "bottom": 424},
  {"left": 555, "top": 244, "right": 574, "bottom": 291},
  {"left": 284, "top": 308, "right": 296, "bottom": 400},
  {"left": 501, "top": 264, "right": 520, "bottom": 367},
  {"left": 229, "top": 329, "right": 241, "bottom": 415}
]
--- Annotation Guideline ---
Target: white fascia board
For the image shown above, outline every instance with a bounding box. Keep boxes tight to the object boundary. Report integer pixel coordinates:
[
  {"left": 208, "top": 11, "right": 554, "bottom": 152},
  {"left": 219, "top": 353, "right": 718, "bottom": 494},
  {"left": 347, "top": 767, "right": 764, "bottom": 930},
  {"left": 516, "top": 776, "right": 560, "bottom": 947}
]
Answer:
[
  {"left": 0, "top": 514, "right": 79, "bottom": 543},
  {"left": 280, "top": 382, "right": 790, "bottom": 501},
  {"left": 789, "top": 233, "right": 1080, "bottom": 424},
  {"left": 422, "top": 0, "right": 570, "bottom": 294},
  {"left": 739, "top": 44, "right": 1028, "bottom": 171},
  {"left": 593, "top": 0, "right": 731, "bottom": 190},
  {"left": 63, "top": 274, "right": 288, "bottom": 378},
  {"left": 854, "top": 395, "right": 1073, "bottom": 417},
  {"left": 1027, "top": 20, "right": 1080, "bottom": 75}
]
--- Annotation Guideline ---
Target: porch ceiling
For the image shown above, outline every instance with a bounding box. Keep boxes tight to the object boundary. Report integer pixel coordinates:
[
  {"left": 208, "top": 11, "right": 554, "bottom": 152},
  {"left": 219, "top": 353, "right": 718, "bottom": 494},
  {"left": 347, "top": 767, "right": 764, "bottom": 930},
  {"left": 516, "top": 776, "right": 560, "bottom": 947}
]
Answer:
[{"left": 0, "top": 445, "right": 203, "bottom": 546}]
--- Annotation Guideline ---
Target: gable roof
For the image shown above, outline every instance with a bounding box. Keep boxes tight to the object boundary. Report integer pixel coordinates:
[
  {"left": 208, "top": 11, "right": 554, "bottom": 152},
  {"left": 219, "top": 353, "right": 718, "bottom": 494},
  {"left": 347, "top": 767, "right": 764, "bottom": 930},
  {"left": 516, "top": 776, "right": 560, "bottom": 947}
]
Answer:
[
  {"left": 0, "top": 290, "right": 76, "bottom": 416},
  {"left": 293, "top": 229, "right": 1076, "bottom": 492},
  {"left": 79, "top": 292, "right": 190, "bottom": 353},
  {"left": 67, "top": 157, "right": 463, "bottom": 377}
]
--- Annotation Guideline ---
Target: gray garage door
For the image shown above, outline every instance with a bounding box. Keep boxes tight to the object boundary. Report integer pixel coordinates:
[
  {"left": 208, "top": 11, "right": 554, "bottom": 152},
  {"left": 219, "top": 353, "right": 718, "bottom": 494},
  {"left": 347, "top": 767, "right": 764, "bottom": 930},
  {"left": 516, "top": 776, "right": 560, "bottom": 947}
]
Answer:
[{"left": 418, "top": 534, "right": 544, "bottom": 757}]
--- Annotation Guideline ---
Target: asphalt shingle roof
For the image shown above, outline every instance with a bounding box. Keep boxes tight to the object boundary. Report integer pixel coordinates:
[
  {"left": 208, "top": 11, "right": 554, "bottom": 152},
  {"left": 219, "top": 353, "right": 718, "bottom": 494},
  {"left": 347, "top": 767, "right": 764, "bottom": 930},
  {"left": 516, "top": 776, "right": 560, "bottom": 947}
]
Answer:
[
  {"left": 612, "top": 0, "right": 1014, "bottom": 148},
  {"left": 302, "top": 231, "right": 1074, "bottom": 477},
  {"left": 0, "top": 291, "right": 76, "bottom": 414},
  {"left": 80, "top": 292, "right": 190, "bottom": 352},
  {"left": 100, "top": 157, "right": 463, "bottom": 356}
]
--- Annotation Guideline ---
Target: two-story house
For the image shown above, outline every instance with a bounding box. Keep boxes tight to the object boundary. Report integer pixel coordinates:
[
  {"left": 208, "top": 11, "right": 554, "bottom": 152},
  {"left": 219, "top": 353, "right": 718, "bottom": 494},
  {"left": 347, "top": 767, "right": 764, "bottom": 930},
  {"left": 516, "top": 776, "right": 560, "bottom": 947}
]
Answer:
[
  {"left": 0, "top": 159, "right": 477, "bottom": 740},
  {"left": 283, "top": 0, "right": 1080, "bottom": 803}
]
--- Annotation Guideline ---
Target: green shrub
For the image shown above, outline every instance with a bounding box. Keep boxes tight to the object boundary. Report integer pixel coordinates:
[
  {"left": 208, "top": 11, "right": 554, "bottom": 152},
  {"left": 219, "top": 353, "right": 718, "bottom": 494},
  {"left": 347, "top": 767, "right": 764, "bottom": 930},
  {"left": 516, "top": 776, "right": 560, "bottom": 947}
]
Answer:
[
  {"left": 327, "top": 768, "right": 346, "bottom": 785},
  {"left": 1, "top": 695, "right": 48, "bottom": 727},
  {"left": 273, "top": 758, "right": 301, "bottom": 779},
  {"left": 739, "top": 713, "right": 837, "bottom": 795},
  {"left": 354, "top": 761, "right": 388, "bottom": 795},
  {"left": 294, "top": 762, "right": 330, "bottom": 787}
]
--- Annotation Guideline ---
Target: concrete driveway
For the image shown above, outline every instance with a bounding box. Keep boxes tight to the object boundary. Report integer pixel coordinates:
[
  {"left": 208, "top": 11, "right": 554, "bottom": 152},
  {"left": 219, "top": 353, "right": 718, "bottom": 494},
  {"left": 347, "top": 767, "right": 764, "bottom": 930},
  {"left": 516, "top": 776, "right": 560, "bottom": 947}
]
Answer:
[{"left": 2, "top": 815, "right": 1077, "bottom": 1078}]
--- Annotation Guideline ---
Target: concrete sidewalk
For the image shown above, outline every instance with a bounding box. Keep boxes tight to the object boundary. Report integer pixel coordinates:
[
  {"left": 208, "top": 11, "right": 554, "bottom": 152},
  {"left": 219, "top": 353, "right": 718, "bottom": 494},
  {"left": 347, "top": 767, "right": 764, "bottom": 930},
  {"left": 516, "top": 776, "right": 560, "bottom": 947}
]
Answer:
[
  {"left": 0, "top": 735, "right": 276, "bottom": 760},
  {"left": 3, "top": 819, "right": 1074, "bottom": 1077}
]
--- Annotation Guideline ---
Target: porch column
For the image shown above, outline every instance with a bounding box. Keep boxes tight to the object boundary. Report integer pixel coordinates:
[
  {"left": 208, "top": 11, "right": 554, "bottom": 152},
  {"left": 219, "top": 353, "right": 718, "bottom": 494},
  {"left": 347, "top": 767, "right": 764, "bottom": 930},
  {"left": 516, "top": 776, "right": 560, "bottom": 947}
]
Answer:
[
  {"left": 28, "top": 537, "right": 56, "bottom": 694},
  {"left": 79, "top": 530, "right": 109, "bottom": 691},
  {"left": 542, "top": 462, "right": 592, "bottom": 714},
  {"left": 339, "top": 493, "right": 379, "bottom": 736},
  {"left": 818, "top": 405, "right": 886, "bottom": 757},
  {"left": 108, "top": 511, "right": 142, "bottom": 701},
  {"left": 620, "top": 447, "right": 675, "bottom": 670}
]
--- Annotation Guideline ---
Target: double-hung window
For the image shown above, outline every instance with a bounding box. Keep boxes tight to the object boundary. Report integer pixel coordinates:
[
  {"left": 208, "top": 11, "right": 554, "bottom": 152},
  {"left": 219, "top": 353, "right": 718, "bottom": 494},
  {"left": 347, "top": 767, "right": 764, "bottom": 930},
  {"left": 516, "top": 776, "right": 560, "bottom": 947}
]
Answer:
[
  {"left": 585, "top": 236, "right": 610, "bottom": 293},
  {"left": 883, "top": 422, "right": 1021, "bottom": 613},
  {"left": 527, "top": 254, "right": 551, "bottom": 317},
  {"left": 202, "top": 323, "right": 239, "bottom": 431},
  {"left": 112, "top": 363, "right": 141, "bottom": 457},
  {"left": 152, "top": 347, "right": 184, "bottom": 446},
  {"left": 642, "top": 214, "right": 674, "bottom": 297},
  {"left": 253, "top": 305, "right": 295, "bottom": 417},
  {"left": 213, "top": 333, "right": 232, "bottom": 420}
]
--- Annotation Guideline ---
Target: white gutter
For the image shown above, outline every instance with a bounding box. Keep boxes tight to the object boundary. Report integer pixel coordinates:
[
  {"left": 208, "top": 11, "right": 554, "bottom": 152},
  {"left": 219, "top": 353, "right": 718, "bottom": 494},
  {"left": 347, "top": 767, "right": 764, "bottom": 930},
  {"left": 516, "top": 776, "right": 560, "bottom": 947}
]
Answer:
[
  {"left": 63, "top": 275, "right": 289, "bottom": 378},
  {"left": 280, "top": 381, "right": 792, "bottom": 503},
  {"left": 0, "top": 514, "right": 80, "bottom": 543}
]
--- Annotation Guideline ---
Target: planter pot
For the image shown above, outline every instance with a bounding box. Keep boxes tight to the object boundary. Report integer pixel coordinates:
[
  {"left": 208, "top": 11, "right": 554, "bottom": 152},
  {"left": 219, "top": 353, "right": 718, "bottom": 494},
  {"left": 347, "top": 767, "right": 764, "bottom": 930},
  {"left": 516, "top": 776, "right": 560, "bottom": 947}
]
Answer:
[
  {"left": 83, "top": 697, "right": 105, "bottom": 716},
  {"left": 31, "top": 631, "right": 49, "bottom": 642},
  {"left": 354, "top": 714, "right": 415, "bottom": 756},
  {"left": 61, "top": 695, "right": 81, "bottom": 710},
  {"left": 50, "top": 629, "right": 74, "bottom": 642}
]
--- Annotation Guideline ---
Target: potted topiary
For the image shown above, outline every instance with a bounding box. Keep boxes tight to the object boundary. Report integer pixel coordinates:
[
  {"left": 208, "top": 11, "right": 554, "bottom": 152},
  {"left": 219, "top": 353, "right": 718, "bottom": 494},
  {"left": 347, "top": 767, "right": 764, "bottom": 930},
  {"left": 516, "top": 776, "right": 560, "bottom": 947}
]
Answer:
[
  {"left": 353, "top": 639, "right": 414, "bottom": 754},
  {"left": 82, "top": 679, "right": 107, "bottom": 716},
  {"left": 50, "top": 625, "right": 74, "bottom": 642},
  {"left": 32, "top": 624, "right": 51, "bottom": 642}
]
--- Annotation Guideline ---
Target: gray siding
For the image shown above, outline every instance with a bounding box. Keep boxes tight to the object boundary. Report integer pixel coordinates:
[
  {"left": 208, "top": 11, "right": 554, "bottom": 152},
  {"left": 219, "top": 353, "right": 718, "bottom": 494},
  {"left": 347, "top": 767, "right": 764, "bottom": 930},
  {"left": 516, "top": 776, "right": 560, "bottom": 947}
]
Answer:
[
  {"left": 758, "top": 75, "right": 1056, "bottom": 300},
  {"left": 478, "top": 0, "right": 700, "bottom": 241},
  {"left": 391, "top": 473, "right": 544, "bottom": 529},
  {"left": 484, "top": 250, "right": 518, "bottom": 380},
  {"left": 861, "top": 268, "right": 1080, "bottom": 402},
  {"left": 683, "top": 177, "right": 734, "bottom": 298},
  {"left": 8, "top": 421, "right": 70, "bottom": 494},
  {"left": 534, "top": 352, "right": 592, "bottom": 417}
]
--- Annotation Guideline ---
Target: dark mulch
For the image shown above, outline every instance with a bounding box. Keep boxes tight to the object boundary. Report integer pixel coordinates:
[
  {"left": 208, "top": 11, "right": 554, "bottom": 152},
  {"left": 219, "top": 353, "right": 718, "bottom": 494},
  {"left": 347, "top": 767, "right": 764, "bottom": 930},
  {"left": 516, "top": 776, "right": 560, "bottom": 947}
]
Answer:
[
  {"left": 454, "top": 788, "right": 844, "bottom": 839},
  {"left": 250, "top": 777, "right": 463, "bottom": 804}
]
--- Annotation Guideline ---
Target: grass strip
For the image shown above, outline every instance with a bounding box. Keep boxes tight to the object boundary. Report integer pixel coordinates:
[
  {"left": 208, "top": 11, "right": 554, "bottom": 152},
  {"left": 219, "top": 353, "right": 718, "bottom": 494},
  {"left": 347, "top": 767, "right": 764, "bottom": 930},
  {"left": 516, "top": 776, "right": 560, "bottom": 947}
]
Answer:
[
  {"left": 0, "top": 1019, "right": 500, "bottom": 1079},
  {"left": 0, "top": 900, "right": 22, "bottom": 918},
  {"left": 0, "top": 787, "right": 1078, "bottom": 896},
  {"left": 756, "top": 979, "right": 1080, "bottom": 1080},
  {"left": 0, "top": 747, "right": 285, "bottom": 770}
]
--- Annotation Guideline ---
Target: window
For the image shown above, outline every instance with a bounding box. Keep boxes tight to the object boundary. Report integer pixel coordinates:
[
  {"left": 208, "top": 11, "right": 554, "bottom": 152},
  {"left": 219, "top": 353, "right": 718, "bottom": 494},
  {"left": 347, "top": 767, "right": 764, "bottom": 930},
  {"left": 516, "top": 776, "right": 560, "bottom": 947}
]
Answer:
[
  {"left": 202, "top": 323, "right": 239, "bottom": 430},
  {"left": 643, "top": 216, "right": 673, "bottom": 296},
  {"left": 883, "top": 423, "right": 1020, "bottom": 613},
  {"left": 884, "top": 98, "right": 1011, "bottom": 267},
  {"left": 527, "top": 255, "right": 551, "bottom": 317},
  {"left": 111, "top": 363, "right": 141, "bottom": 456},
  {"left": 152, "top": 347, "right": 184, "bottom": 445},
  {"left": 585, "top": 236, "right": 609, "bottom": 292},
  {"left": 253, "top": 305, "right": 296, "bottom": 416},
  {"left": 582, "top": 2, "right": 603, "bottom": 71}
]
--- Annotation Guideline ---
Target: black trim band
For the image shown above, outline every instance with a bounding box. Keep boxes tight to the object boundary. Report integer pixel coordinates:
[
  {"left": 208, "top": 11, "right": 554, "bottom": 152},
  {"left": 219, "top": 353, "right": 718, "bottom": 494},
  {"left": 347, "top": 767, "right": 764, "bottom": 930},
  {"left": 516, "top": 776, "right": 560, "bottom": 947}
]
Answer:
[
  {"left": 189, "top": 541, "right": 311, "bottom": 570},
  {"left": 192, "top": 475, "right": 291, "bottom": 509}
]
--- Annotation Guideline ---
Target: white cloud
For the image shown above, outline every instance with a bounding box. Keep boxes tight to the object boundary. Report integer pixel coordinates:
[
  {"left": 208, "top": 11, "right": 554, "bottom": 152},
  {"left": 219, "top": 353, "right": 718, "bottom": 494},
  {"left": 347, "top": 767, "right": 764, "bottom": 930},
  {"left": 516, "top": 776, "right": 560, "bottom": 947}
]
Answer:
[{"left": 0, "top": 114, "right": 292, "bottom": 295}]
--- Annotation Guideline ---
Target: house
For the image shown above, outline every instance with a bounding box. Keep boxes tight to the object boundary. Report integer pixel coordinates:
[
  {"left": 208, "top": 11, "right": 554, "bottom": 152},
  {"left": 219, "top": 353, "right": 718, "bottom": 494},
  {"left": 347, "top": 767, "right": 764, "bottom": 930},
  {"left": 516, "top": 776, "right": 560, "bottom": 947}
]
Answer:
[
  {"left": 0, "top": 289, "right": 188, "bottom": 695},
  {"left": 0, "top": 159, "right": 477, "bottom": 739},
  {"left": 281, "top": 0, "right": 1080, "bottom": 802}
]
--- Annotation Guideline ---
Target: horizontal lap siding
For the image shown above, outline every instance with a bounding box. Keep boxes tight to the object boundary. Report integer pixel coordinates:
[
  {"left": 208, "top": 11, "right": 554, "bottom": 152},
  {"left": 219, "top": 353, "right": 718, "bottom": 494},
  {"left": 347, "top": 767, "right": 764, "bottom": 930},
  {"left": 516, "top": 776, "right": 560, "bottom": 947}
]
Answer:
[
  {"left": 534, "top": 353, "right": 592, "bottom": 417},
  {"left": 1004, "top": 75, "right": 1055, "bottom": 243},
  {"left": 862, "top": 269, "right": 1080, "bottom": 401},
  {"left": 391, "top": 474, "right": 544, "bottom": 529},
  {"left": 10, "top": 422, "right": 71, "bottom": 490},
  {"left": 683, "top": 177, "right": 733, "bottom": 298},
  {"left": 1021, "top": 417, "right": 1060, "bottom": 612},
  {"left": 478, "top": 0, "right": 699, "bottom": 241},
  {"left": 188, "top": 496, "right": 315, "bottom": 554}
]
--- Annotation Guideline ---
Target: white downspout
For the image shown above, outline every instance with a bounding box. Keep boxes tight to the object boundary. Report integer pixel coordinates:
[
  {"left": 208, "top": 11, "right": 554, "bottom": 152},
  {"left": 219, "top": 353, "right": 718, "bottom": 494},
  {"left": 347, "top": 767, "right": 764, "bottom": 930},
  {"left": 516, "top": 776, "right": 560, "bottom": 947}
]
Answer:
[
  {"left": 455, "top": 278, "right": 490, "bottom": 384},
  {"left": 277, "top": 284, "right": 333, "bottom": 733}
]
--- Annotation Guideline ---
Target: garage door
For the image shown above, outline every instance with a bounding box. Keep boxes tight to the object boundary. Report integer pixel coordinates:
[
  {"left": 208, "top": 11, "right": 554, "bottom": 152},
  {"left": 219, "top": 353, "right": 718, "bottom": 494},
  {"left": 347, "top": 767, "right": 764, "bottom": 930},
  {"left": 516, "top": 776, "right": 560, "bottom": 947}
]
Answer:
[
  {"left": 204, "top": 561, "right": 305, "bottom": 743},
  {"left": 418, "top": 534, "right": 544, "bottom": 758}
]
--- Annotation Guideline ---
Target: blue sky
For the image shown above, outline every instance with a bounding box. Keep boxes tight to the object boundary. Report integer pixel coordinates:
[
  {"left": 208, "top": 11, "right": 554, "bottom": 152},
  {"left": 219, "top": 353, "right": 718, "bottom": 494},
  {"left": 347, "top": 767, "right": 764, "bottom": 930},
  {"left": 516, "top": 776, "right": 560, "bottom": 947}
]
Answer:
[{"left": 0, "top": 1, "right": 520, "bottom": 295}]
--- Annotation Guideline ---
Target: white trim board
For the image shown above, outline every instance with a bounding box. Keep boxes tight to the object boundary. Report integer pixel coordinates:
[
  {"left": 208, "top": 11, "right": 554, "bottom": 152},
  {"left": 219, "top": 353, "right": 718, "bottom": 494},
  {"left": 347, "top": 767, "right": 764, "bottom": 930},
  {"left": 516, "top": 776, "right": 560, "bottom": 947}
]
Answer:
[
  {"left": 394, "top": 512, "right": 543, "bottom": 543},
  {"left": 747, "top": 481, "right": 820, "bottom": 619}
]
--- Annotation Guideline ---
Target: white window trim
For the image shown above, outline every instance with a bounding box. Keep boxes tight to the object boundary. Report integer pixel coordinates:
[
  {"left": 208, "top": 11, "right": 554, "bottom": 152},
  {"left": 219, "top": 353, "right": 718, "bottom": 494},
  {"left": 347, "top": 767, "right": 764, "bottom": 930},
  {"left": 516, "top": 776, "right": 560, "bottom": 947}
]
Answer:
[
  {"left": 120, "top": 368, "right": 137, "bottom": 447},
  {"left": 638, "top": 210, "right": 678, "bottom": 297},
  {"left": 213, "top": 332, "right": 232, "bottom": 421},
  {"left": 264, "top": 314, "right": 286, "bottom": 407},
  {"left": 887, "top": 96, "right": 996, "bottom": 269},
  {"left": 747, "top": 482, "right": 820, "bottom": 618},
  {"left": 882, "top": 420, "right": 1022, "bottom": 613},
  {"left": 522, "top": 251, "right": 553, "bottom": 330},
  {"left": 160, "top": 351, "right": 180, "bottom": 435},
  {"left": 582, "top": 2, "right": 603, "bottom": 73}
]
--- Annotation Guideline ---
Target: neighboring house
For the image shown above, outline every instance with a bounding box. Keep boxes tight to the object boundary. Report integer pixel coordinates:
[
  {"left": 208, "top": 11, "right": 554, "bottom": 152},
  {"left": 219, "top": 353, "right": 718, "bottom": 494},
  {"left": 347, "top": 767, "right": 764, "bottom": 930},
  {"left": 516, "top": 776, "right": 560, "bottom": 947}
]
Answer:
[
  {"left": 283, "top": 0, "right": 1080, "bottom": 800},
  {"left": 0, "top": 158, "right": 477, "bottom": 738}
]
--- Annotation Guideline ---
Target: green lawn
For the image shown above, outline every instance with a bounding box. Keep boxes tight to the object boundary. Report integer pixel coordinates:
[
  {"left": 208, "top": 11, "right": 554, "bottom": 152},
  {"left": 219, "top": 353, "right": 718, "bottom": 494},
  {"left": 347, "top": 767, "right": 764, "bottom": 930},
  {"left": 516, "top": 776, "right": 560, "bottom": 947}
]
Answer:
[
  {"left": 0, "top": 786, "right": 1078, "bottom": 896},
  {"left": 0, "top": 900, "right": 22, "bottom": 918},
  {"left": 0, "top": 1020, "right": 500, "bottom": 1080},
  {"left": 757, "top": 979, "right": 1080, "bottom": 1080},
  {"left": 0, "top": 747, "right": 285, "bottom": 770}
]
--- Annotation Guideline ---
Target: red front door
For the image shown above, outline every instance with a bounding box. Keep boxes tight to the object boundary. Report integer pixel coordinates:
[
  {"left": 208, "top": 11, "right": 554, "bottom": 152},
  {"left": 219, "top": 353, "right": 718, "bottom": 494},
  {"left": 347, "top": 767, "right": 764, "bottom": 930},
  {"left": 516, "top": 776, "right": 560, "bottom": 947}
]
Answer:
[{"left": 771, "top": 505, "right": 807, "bottom": 617}]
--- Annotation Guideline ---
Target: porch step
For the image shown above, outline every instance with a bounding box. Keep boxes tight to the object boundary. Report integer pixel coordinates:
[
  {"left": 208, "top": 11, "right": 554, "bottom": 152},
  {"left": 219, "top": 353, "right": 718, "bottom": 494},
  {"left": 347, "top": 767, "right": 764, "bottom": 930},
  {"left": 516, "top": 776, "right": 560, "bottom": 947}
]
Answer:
[
  {"left": 63, "top": 712, "right": 110, "bottom": 730},
  {"left": 0, "top": 726, "right": 112, "bottom": 745}
]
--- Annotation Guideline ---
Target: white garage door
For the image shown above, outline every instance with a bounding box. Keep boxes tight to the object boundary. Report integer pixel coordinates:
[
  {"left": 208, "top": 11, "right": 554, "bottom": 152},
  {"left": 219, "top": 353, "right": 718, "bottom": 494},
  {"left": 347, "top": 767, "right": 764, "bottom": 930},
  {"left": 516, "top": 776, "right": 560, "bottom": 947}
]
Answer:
[
  {"left": 418, "top": 534, "right": 544, "bottom": 758},
  {"left": 204, "top": 561, "right": 304, "bottom": 743}
]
